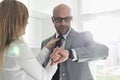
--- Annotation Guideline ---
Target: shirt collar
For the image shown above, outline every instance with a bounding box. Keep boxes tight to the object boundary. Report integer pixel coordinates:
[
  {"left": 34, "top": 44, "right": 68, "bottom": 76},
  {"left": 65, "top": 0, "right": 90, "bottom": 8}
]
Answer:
[{"left": 55, "top": 27, "right": 71, "bottom": 40}]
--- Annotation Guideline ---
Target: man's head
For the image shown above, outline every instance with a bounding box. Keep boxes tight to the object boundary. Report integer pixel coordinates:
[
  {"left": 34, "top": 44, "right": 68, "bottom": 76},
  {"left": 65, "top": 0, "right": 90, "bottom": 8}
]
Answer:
[{"left": 52, "top": 4, "right": 73, "bottom": 35}]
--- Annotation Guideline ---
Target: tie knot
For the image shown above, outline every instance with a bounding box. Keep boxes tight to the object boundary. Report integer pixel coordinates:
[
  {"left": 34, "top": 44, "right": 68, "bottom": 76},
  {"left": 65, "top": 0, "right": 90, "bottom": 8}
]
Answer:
[
  {"left": 58, "top": 35, "right": 63, "bottom": 39},
  {"left": 55, "top": 35, "right": 63, "bottom": 47}
]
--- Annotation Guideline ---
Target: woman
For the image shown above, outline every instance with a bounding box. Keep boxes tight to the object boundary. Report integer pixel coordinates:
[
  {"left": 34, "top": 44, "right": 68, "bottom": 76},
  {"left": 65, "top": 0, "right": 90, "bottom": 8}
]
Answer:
[{"left": 0, "top": 0, "right": 67, "bottom": 80}]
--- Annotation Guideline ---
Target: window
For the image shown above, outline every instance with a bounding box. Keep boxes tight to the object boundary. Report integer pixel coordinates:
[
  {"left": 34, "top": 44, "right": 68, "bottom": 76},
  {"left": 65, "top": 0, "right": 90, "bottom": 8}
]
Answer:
[{"left": 82, "top": 9, "right": 120, "bottom": 80}]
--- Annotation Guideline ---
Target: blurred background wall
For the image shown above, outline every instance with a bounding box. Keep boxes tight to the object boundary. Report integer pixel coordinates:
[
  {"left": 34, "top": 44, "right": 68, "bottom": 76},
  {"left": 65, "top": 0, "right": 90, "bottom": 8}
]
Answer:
[{"left": 1, "top": 0, "right": 120, "bottom": 80}]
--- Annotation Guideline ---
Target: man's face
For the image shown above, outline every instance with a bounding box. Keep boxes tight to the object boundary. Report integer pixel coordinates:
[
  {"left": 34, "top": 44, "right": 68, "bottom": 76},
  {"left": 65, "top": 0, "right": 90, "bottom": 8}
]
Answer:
[{"left": 52, "top": 8, "right": 72, "bottom": 35}]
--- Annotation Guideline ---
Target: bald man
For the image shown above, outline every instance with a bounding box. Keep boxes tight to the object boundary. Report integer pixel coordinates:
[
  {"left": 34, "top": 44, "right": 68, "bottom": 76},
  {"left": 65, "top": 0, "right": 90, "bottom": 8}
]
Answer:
[{"left": 41, "top": 4, "right": 108, "bottom": 80}]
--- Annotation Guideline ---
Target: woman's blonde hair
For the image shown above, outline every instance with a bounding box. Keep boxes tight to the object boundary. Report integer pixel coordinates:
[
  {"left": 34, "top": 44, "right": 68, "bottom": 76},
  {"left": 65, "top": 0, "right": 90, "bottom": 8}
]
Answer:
[{"left": 0, "top": 0, "right": 29, "bottom": 69}]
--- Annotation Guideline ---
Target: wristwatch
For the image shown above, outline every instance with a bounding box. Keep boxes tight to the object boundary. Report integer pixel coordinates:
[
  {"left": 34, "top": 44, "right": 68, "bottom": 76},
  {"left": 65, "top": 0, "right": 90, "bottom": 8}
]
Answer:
[{"left": 68, "top": 49, "right": 74, "bottom": 59}]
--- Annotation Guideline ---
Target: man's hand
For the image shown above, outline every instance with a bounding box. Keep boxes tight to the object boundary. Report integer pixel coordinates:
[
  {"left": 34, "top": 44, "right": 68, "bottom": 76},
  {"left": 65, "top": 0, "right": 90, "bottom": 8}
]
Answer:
[{"left": 50, "top": 47, "right": 69, "bottom": 65}]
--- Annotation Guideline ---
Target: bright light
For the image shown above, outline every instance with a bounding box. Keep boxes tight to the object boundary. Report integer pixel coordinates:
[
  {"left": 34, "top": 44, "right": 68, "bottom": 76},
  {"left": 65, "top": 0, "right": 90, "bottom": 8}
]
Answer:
[
  {"left": 83, "top": 15, "right": 120, "bottom": 44},
  {"left": 82, "top": 0, "right": 120, "bottom": 13}
]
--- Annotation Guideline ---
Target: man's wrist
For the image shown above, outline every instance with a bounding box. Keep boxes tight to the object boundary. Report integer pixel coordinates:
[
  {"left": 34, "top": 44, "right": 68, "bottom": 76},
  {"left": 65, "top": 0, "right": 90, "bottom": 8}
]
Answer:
[{"left": 68, "top": 49, "right": 74, "bottom": 59}]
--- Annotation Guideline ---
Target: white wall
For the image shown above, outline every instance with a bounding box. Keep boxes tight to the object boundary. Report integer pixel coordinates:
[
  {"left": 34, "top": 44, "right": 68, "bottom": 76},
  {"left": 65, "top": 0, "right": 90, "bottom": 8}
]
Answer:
[{"left": 23, "top": 16, "right": 42, "bottom": 48}]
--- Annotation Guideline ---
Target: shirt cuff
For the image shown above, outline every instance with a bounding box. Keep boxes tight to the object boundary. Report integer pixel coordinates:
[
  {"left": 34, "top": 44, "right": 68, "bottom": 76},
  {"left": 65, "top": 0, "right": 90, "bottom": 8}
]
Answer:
[
  {"left": 42, "top": 47, "right": 50, "bottom": 54},
  {"left": 71, "top": 49, "right": 77, "bottom": 61}
]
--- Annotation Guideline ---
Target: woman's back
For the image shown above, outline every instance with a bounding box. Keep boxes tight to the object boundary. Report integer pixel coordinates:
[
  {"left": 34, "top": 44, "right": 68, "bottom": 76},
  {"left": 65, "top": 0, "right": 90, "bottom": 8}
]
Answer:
[
  {"left": 1, "top": 40, "right": 36, "bottom": 80},
  {"left": 0, "top": 40, "right": 57, "bottom": 80}
]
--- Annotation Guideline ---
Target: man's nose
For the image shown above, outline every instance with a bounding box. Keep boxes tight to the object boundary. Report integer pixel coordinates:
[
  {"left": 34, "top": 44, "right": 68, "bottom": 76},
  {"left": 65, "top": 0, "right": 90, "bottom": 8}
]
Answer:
[{"left": 61, "top": 20, "right": 66, "bottom": 25}]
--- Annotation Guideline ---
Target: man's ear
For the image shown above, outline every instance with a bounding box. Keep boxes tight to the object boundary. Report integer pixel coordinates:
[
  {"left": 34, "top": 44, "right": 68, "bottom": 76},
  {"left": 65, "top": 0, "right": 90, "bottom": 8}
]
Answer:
[
  {"left": 71, "top": 16, "right": 73, "bottom": 21},
  {"left": 51, "top": 17, "right": 54, "bottom": 23}
]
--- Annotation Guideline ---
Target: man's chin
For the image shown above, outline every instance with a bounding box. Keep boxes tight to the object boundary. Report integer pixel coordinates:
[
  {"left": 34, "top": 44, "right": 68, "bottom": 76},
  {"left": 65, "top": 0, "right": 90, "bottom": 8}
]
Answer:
[
  {"left": 58, "top": 30, "right": 67, "bottom": 35},
  {"left": 61, "top": 31, "right": 67, "bottom": 35}
]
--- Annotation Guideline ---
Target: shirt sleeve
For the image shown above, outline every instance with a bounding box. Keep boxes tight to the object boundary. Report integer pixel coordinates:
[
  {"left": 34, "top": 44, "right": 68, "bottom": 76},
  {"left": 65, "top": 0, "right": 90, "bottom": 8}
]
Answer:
[
  {"left": 36, "top": 47, "right": 50, "bottom": 64},
  {"left": 71, "top": 49, "right": 78, "bottom": 61},
  {"left": 17, "top": 43, "right": 57, "bottom": 80}
]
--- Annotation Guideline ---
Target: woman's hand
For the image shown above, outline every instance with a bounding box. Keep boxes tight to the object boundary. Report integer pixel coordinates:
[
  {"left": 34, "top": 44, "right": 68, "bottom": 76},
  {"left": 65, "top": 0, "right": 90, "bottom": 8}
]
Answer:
[
  {"left": 50, "top": 47, "right": 69, "bottom": 65},
  {"left": 45, "top": 38, "right": 59, "bottom": 50}
]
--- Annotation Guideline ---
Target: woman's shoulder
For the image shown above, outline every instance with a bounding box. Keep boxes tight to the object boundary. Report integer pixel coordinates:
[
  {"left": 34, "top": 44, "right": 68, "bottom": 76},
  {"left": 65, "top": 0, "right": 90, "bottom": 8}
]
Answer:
[
  {"left": 8, "top": 40, "right": 28, "bottom": 57},
  {"left": 10, "top": 40, "right": 27, "bottom": 46}
]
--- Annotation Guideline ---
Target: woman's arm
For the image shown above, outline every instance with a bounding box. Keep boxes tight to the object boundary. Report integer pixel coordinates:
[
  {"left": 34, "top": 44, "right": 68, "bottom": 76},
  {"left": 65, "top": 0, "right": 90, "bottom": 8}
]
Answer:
[
  {"left": 36, "top": 38, "right": 59, "bottom": 64},
  {"left": 17, "top": 43, "right": 57, "bottom": 80}
]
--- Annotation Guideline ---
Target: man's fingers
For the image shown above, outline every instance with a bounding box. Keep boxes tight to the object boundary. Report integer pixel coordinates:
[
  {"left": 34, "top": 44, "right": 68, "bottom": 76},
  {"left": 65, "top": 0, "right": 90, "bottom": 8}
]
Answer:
[{"left": 50, "top": 48, "right": 69, "bottom": 65}]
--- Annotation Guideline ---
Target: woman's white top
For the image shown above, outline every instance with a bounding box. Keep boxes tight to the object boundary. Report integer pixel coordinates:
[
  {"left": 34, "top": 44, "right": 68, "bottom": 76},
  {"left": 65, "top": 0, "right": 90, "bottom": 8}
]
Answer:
[{"left": 0, "top": 40, "right": 57, "bottom": 80}]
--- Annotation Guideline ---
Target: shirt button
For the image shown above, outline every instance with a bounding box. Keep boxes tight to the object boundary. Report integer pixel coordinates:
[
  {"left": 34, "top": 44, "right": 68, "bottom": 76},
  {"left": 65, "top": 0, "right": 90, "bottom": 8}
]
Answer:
[{"left": 62, "top": 72, "right": 65, "bottom": 76}]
